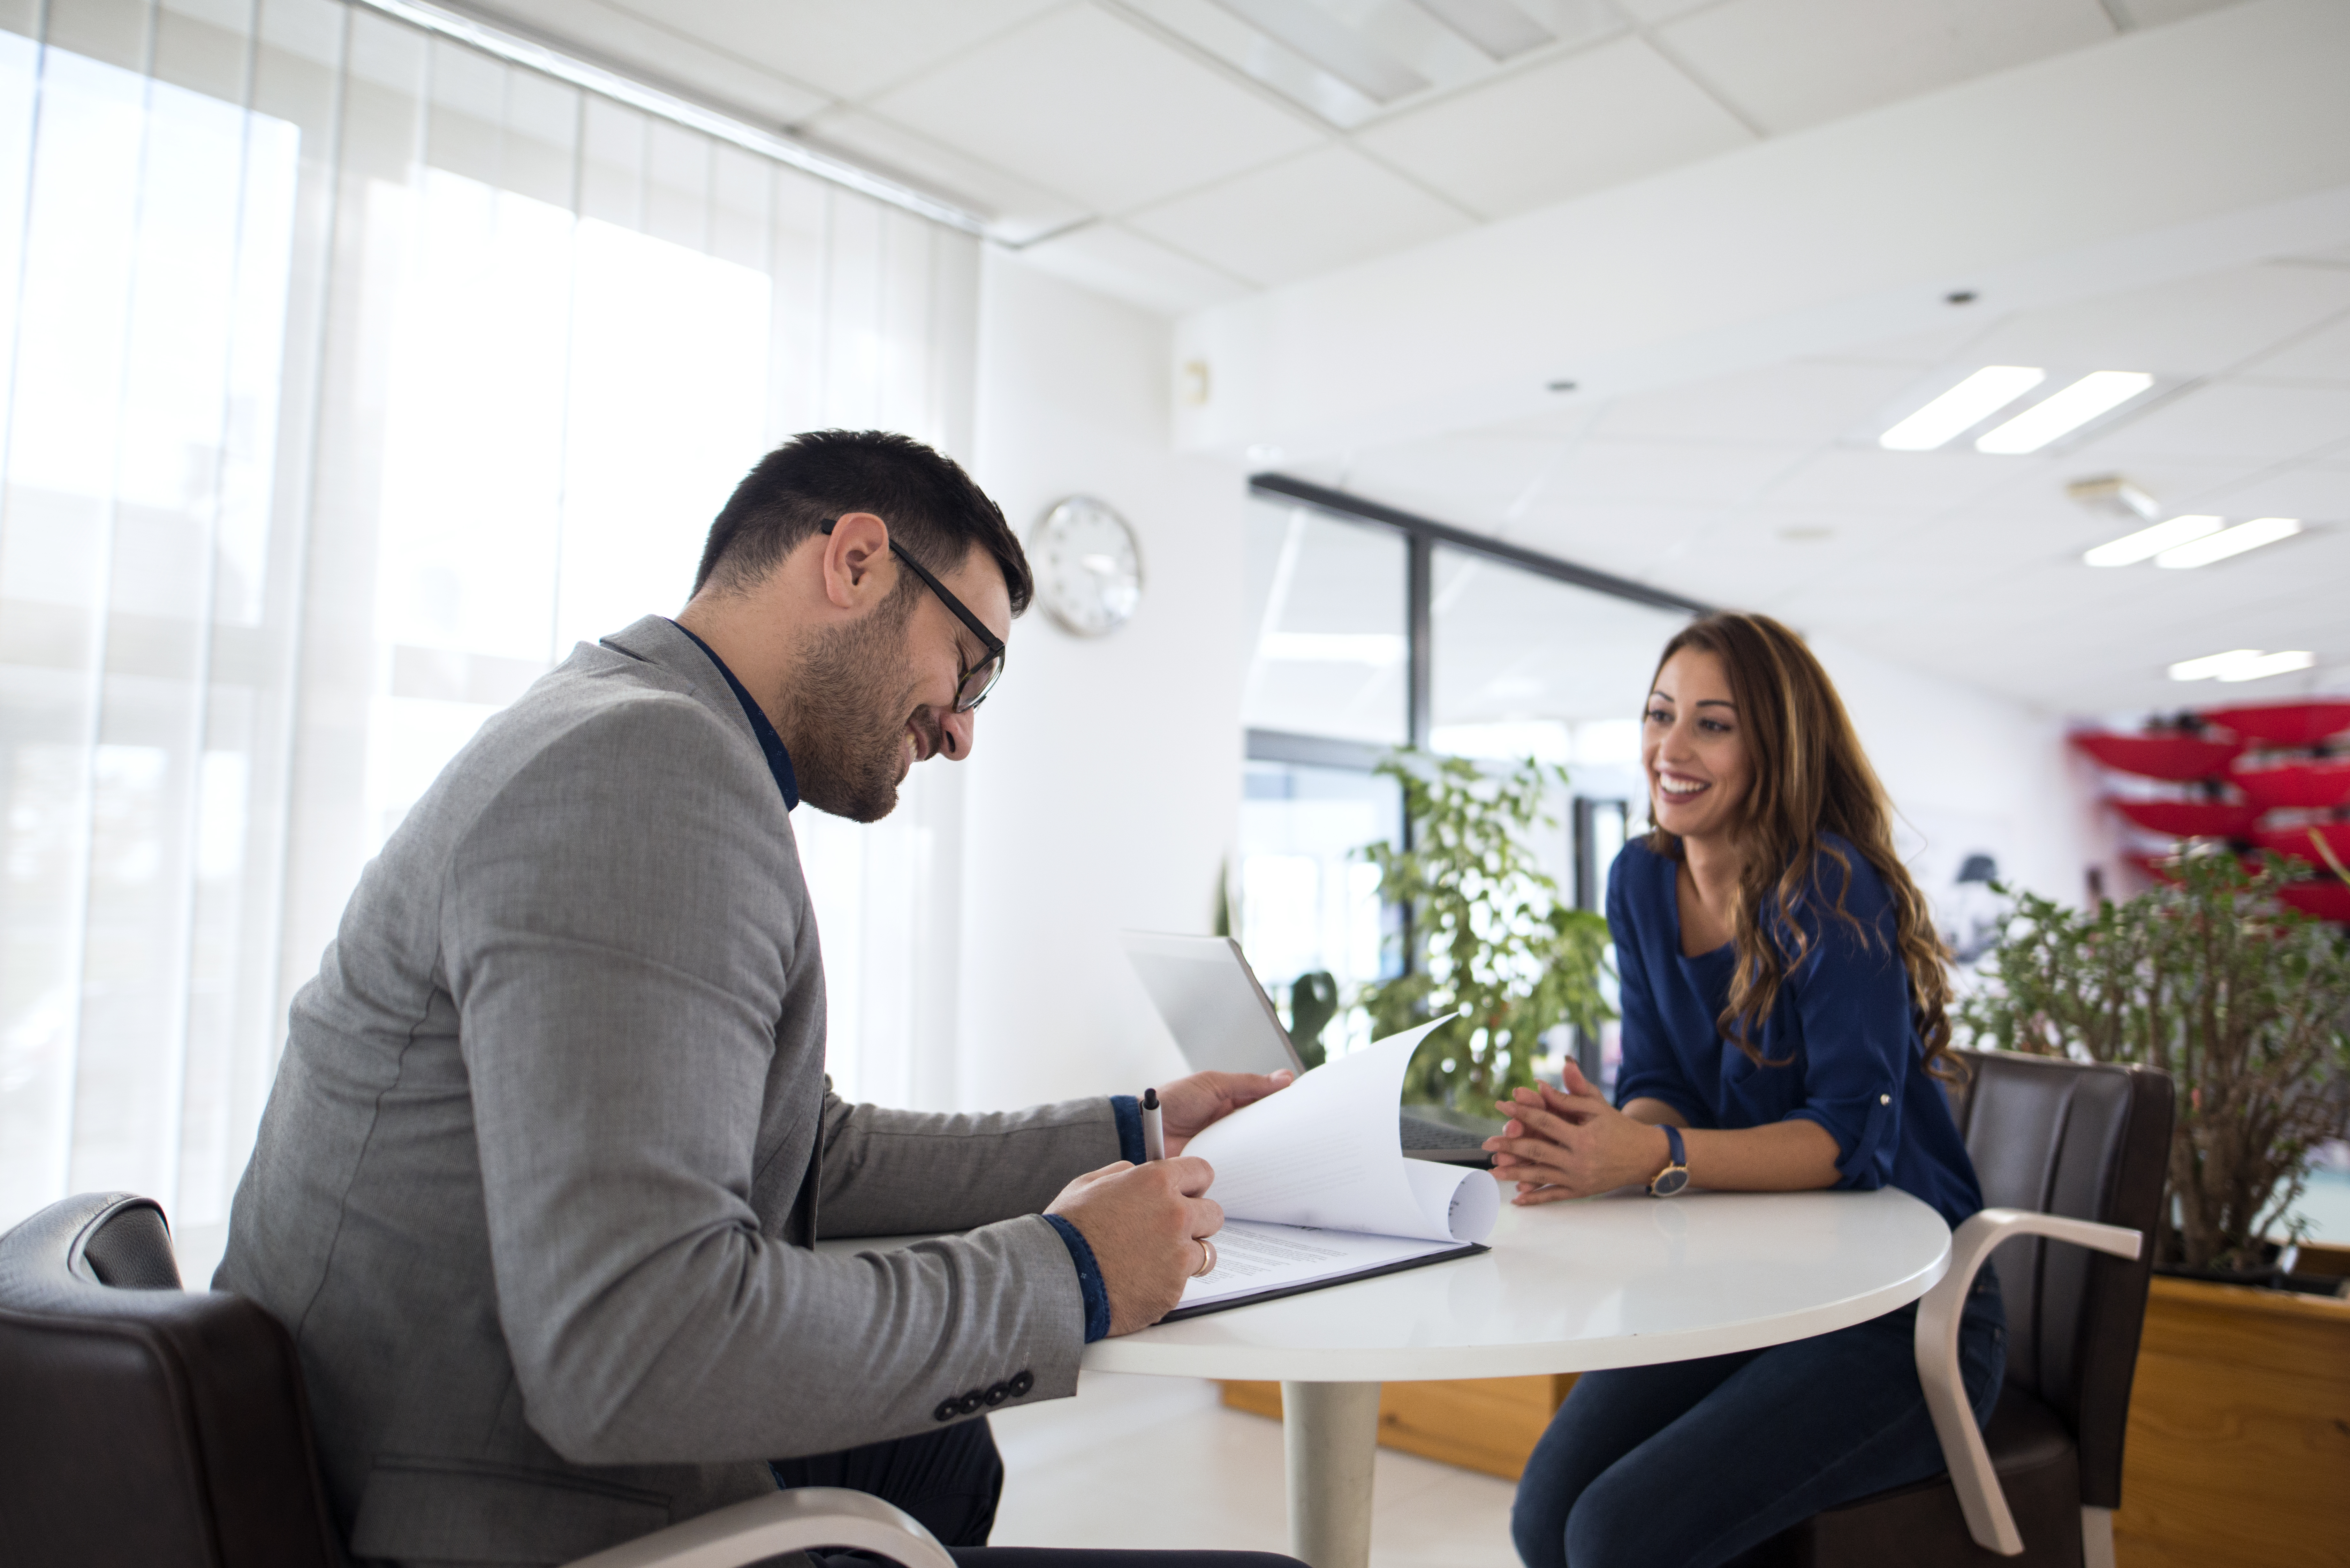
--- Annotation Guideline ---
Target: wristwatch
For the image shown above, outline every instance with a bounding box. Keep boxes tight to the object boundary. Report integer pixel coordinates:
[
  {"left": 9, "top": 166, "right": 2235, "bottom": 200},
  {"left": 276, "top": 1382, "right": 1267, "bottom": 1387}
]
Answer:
[{"left": 1648, "top": 1125, "right": 1690, "bottom": 1197}]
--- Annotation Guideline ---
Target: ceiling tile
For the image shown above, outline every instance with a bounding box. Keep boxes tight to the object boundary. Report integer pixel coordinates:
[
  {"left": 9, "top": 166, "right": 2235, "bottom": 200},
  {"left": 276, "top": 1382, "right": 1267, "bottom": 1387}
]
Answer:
[
  {"left": 1124, "top": 145, "right": 1472, "bottom": 288},
  {"left": 1657, "top": 0, "right": 2113, "bottom": 136},
  {"left": 463, "top": 0, "right": 835, "bottom": 123},
  {"left": 1810, "top": 317, "right": 2003, "bottom": 368},
  {"left": 797, "top": 105, "right": 1088, "bottom": 243},
  {"left": 1756, "top": 445, "right": 2023, "bottom": 515},
  {"left": 1959, "top": 265, "right": 2350, "bottom": 382},
  {"left": 1012, "top": 221, "right": 1253, "bottom": 315},
  {"left": 599, "top": 0, "right": 1066, "bottom": 102},
  {"left": 1534, "top": 436, "right": 1807, "bottom": 507},
  {"left": 2076, "top": 382, "right": 2350, "bottom": 466},
  {"left": 1592, "top": 360, "right": 1933, "bottom": 446},
  {"left": 865, "top": 6, "right": 1325, "bottom": 212},
  {"left": 1352, "top": 36, "right": 1752, "bottom": 219},
  {"left": 2197, "top": 463, "right": 2350, "bottom": 521},
  {"left": 2108, "top": 0, "right": 2250, "bottom": 28},
  {"left": 2243, "top": 309, "right": 2350, "bottom": 385},
  {"left": 1339, "top": 431, "right": 1561, "bottom": 519}
]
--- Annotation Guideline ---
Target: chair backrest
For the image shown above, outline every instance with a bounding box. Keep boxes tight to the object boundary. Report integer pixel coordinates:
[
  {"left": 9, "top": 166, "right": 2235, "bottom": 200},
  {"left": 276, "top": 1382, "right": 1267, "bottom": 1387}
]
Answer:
[
  {"left": 0, "top": 1192, "right": 345, "bottom": 1568},
  {"left": 1946, "top": 1049, "right": 2173, "bottom": 1512}
]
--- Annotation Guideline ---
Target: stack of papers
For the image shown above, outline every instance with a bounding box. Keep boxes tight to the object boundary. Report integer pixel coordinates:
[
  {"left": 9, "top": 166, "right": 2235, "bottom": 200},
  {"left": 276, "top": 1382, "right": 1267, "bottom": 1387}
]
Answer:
[{"left": 1169, "top": 1019, "right": 1498, "bottom": 1319}]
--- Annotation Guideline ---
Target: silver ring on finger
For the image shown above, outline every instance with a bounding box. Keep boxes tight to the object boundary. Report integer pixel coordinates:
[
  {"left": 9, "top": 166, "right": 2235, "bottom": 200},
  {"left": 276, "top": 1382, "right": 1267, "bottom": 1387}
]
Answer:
[{"left": 1193, "top": 1238, "right": 1217, "bottom": 1278}]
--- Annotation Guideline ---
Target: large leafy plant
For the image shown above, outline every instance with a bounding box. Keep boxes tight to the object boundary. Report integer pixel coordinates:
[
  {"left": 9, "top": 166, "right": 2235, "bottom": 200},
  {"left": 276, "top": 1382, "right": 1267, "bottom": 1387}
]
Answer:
[
  {"left": 1956, "top": 854, "right": 2350, "bottom": 1271},
  {"left": 1357, "top": 751, "right": 1615, "bottom": 1112}
]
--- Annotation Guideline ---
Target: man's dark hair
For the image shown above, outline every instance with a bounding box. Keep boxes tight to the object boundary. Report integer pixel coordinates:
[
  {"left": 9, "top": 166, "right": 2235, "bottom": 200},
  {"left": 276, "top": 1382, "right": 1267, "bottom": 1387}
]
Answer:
[{"left": 693, "top": 430, "right": 1033, "bottom": 614}]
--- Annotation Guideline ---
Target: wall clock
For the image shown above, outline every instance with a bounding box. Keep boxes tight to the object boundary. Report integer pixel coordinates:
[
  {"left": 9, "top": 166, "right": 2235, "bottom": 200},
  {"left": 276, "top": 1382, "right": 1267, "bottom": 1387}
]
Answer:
[{"left": 1031, "top": 495, "right": 1142, "bottom": 637}]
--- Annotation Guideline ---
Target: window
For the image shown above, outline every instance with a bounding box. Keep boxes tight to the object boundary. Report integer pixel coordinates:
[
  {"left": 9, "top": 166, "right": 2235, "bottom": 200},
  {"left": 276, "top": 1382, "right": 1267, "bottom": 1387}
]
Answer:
[
  {"left": 1236, "top": 476, "right": 1706, "bottom": 1074},
  {"left": 0, "top": 0, "right": 976, "bottom": 1257}
]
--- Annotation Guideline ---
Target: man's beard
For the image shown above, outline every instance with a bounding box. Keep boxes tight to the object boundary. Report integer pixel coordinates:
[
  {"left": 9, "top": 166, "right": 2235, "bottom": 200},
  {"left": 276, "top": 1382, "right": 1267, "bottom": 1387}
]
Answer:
[{"left": 783, "top": 592, "right": 932, "bottom": 823}]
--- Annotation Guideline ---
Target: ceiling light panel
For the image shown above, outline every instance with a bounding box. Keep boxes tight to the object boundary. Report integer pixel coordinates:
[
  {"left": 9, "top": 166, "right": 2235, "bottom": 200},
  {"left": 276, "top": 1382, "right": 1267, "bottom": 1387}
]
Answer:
[
  {"left": 2082, "top": 515, "right": 2220, "bottom": 568},
  {"left": 2153, "top": 516, "right": 2302, "bottom": 569},
  {"left": 2168, "top": 649, "right": 2316, "bottom": 682},
  {"left": 1408, "top": 0, "right": 1555, "bottom": 58},
  {"left": 1974, "top": 370, "right": 2154, "bottom": 454},
  {"left": 1878, "top": 366, "right": 2044, "bottom": 451},
  {"left": 1211, "top": 0, "right": 1430, "bottom": 100},
  {"left": 1128, "top": 0, "right": 1610, "bottom": 127}
]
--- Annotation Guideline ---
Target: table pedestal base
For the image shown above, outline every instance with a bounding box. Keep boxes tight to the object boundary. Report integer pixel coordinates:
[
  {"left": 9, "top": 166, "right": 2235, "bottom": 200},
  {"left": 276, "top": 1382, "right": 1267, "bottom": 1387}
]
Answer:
[{"left": 1280, "top": 1381, "right": 1381, "bottom": 1568}]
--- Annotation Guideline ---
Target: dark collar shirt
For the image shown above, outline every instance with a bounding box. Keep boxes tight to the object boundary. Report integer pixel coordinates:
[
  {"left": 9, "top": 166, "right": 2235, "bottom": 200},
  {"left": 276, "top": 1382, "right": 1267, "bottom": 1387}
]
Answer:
[
  {"left": 1608, "top": 834, "right": 1985, "bottom": 1229},
  {"left": 671, "top": 621, "right": 799, "bottom": 811}
]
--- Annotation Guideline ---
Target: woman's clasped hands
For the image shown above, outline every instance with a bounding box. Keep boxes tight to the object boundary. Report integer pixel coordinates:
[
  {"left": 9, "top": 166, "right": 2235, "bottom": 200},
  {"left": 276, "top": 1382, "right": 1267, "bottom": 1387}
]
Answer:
[{"left": 1484, "top": 1060, "right": 1677, "bottom": 1204}]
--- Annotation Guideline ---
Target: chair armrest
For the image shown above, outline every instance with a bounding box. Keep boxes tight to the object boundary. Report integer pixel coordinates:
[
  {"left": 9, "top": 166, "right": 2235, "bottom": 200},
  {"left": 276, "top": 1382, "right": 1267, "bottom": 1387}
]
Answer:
[
  {"left": 1915, "top": 1207, "right": 2142, "bottom": 1557},
  {"left": 560, "top": 1486, "right": 955, "bottom": 1568}
]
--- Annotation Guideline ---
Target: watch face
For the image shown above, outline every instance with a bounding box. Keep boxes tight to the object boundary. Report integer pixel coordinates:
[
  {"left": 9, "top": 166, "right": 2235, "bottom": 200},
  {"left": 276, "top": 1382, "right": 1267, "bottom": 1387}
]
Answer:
[
  {"left": 1032, "top": 496, "right": 1141, "bottom": 637},
  {"left": 1652, "top": 1167, "right": 1691, "bottom": 1197}
]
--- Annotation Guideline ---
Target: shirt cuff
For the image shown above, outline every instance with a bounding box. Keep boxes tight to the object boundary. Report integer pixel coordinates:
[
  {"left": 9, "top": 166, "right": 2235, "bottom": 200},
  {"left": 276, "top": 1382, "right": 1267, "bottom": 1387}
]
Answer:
[
  {"left": 1111, "top": 1094, "right": 1145, "bottom": 1165},
  {"left": 1042, "top": 1213, "right": 1112, "bottom": 1343}
]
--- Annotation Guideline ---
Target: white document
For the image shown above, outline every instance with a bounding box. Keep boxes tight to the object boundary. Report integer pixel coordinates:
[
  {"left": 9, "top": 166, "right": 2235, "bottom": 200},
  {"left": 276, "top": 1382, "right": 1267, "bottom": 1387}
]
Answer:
[{"left": 1174, "top": 1018, "right": 1499, "bottom": 1314}]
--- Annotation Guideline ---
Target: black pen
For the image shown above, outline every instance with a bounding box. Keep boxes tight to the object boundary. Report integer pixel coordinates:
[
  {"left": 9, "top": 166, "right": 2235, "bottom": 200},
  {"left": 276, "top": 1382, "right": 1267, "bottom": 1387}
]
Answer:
[{"left": 1141, "top": 1086, "right": 1164, "bottom": 1162}]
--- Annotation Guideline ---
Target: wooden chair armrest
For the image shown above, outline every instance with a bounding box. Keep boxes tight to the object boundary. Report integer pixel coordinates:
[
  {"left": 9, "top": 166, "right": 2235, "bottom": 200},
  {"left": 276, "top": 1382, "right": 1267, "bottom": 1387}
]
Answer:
[
  {"left": 560, "top": 1485, "right": 954, "bottom": 1568},
  {"left": 1915, "top": 1207, "right": 2141, "bottom": 1556}
]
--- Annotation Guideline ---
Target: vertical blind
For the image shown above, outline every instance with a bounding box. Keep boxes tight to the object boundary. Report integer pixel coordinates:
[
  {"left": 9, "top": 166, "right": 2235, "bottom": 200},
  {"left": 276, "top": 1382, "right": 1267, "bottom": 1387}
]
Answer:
[{"left": 0, "top": 0, "right": 979, "bottom": 1260}]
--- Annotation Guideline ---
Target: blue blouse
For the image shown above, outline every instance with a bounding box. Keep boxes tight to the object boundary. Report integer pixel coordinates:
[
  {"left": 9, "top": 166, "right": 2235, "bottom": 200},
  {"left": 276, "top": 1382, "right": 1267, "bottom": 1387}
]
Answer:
[{"left": 1608, "top": 835, "right": 1983, "bottom": 1229}]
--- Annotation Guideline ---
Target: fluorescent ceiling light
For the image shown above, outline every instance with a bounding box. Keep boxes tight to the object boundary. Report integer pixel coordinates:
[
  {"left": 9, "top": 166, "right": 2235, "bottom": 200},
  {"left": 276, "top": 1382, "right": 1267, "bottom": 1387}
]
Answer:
[
  {"left": 1210, "top": 0, "right": 1430, "bottom": 101},
  {"left": 1262, "top": 632, "right": 1406, "bottom": 666},
  {"left": 1879, "top": 366, "right": 2044, "bottom": 450},
  {"left": 2083, "top": 515, "right": 2222, "bottom": 567},
  {"left": 2154, "top": 516, "right": 2302, "bottom": 569},
  {"left": 2168, "top": 649, "right": 2316, "bottom": 682},
  {"left": 1975, "top": 371, "right": 2153, "bottom": 454},
  {"left": 1409, "top": 0, "right": 1554, "bottom": 59}
]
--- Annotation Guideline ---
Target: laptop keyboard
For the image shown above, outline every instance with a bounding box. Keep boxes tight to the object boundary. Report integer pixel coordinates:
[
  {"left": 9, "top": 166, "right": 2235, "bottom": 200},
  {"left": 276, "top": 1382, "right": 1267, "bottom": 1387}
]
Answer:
[{"left": 1399, "top": 1112, "right": 1490, "bottom": 1150}]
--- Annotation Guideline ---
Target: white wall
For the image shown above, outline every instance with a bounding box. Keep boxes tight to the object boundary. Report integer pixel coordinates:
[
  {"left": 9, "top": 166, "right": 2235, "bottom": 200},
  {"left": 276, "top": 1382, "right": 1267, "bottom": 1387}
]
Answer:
[
  {"left": 955, "top": 254, "right": 1249, "bottom": 1112},
  {"left": 1812, "top": 633, "right": 2119, "bottom": 921}
]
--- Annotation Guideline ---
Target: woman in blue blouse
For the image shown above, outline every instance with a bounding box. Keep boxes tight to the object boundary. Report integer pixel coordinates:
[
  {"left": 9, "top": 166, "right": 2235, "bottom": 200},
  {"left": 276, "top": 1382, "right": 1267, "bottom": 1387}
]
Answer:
[{"left": 1493, "top": 612, "right": 2005, "bottom": 1568}]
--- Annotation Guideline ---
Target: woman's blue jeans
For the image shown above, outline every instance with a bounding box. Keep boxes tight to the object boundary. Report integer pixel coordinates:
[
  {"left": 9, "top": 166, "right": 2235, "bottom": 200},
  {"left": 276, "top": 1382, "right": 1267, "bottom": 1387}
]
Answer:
[{"left": 1510, "top": 1271, "right": 2006, "bottom": 1568}]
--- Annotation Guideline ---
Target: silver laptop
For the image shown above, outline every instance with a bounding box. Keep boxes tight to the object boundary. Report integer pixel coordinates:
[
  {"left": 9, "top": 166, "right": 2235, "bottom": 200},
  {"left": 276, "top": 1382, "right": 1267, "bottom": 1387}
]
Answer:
[{"left": 1122, "top": 931, "right": 1495, "bottom": 1166}]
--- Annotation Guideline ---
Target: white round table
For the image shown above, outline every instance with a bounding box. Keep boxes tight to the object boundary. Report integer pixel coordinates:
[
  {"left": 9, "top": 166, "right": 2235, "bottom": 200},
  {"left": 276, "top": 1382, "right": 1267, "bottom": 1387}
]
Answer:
[{"left": 1084, "top": 1187, "right": 1951, "bottom": 1568}]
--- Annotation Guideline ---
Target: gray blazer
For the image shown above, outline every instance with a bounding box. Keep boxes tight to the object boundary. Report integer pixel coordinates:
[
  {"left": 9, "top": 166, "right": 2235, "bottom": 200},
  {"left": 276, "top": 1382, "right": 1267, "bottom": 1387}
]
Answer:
[{"left": 217, "top": 616, "right": 1121, "bottom": 1568}]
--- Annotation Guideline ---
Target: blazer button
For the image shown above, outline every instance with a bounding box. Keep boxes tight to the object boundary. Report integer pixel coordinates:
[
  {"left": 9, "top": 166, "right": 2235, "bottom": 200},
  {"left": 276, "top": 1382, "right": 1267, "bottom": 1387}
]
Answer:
[
  {"left": 934, "top": 1399, "right": 959, "bottom": 1423},
  {"left": 984, "top": 1382, "right": 1010, "bottom": 1406},
  {"left": 1008, "top": 1370, "right": 1034, "bottom": 1398},
  {"left": 958, "top": 1390, "right": 986, "bottom": 1415}
]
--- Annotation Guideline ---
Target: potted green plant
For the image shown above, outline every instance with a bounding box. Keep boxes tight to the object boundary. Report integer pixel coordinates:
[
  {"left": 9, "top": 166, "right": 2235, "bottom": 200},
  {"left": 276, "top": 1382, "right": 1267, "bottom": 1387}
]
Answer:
[
  {"left": 1956, "top": 852, "right": 2350, "bottom": 1280},
  {"left": 1356, "top": 751, "right": 1616, "bottom": 1113}
]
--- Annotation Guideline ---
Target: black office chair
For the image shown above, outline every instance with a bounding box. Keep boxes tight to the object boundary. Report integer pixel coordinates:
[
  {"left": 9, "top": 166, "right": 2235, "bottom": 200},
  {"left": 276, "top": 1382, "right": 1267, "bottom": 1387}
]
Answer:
[
  {"left": 1750, "top": 1048, "right": 2174, "bottom": 1568},
  {"left": 0, "top": 1191, "right": 952, "bottom": 1568}
]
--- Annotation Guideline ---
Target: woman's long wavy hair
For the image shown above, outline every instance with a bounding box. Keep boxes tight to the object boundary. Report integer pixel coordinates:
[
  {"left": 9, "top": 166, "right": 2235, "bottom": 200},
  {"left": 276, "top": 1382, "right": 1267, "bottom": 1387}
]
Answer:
[{"left": 1644, "top": 612, "right": 1957, "bottom": 1080}]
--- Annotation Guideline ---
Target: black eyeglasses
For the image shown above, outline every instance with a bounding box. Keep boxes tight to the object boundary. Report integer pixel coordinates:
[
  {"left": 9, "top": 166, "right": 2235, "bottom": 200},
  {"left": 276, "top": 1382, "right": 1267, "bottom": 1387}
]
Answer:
[{"left": 821, "top": 518, "right": 1007, "bottom": 712}]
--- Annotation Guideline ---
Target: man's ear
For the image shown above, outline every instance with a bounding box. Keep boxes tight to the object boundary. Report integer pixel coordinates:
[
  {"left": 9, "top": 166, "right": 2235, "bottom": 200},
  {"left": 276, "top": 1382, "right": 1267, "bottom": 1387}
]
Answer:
[{"left": 820, "top": 512, "right": 891, "bottom": 611}]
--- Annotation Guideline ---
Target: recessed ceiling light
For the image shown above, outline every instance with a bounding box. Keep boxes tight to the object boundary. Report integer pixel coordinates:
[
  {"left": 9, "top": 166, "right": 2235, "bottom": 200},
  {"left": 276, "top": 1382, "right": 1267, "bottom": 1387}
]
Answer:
[
  {"left": 1210, "top": 0, "right": 1429, "bottom": 102},
  {"left": 2083, "top": 515, "right": 2222, "bottom": 567},
  {"left": 1409, "top": 0, "right": 1553, "bottom": 60},
  {"left": 2153, "top": 516, "right": 2301, "bottom": 569},
  {"left": 1878, "top": 366, "right": 2045, "bottom": 451},
  {"left": 1975, "top": 371, "right": 2153, "bottom": 454},
  {"left": 2168, "top": 649, "right": 2316, "bottom": 682},
  {"left": 1778, "top": 525, "right": 1834, "bottom": 542}
]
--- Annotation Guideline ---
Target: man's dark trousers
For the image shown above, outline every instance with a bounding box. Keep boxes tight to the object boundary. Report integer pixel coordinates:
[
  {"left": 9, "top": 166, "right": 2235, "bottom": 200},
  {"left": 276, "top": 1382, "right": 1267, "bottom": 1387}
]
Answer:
[{"left": 775, "top": 1421, "right": 1302, "bottom": 1567}]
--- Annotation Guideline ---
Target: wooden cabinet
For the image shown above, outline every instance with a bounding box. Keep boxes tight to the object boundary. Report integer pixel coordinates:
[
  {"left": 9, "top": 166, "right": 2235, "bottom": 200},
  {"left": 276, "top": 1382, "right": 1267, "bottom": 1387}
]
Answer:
[{"left": 2111, "top": 1275, "right": 2350, "bottom": 1568}]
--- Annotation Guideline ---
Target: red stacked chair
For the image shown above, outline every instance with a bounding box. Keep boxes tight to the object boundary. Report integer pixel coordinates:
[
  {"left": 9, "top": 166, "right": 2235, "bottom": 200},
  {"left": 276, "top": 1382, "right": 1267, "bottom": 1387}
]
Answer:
[{"left": 2074, "top": 702, "right": 2350, "bottom": 921}]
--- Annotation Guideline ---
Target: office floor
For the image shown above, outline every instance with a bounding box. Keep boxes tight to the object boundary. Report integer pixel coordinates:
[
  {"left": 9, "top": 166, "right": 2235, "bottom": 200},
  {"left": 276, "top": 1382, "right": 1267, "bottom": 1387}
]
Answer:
[{"left": 990, "top": 1372, "right": 1522, "bottom": 1566}]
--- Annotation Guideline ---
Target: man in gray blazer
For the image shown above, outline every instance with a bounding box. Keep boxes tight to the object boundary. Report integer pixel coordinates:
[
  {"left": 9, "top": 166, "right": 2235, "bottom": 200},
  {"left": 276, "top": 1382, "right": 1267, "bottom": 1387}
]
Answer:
[{"left": 218, "top": 431, "right": 1299, "bottom": 1568}]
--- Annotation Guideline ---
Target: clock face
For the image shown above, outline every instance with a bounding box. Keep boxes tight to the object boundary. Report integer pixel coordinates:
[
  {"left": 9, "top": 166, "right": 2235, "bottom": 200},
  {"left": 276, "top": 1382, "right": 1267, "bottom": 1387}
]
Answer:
[{"left": 1032, "top": 496, "right": 1142, "bottom": 637}]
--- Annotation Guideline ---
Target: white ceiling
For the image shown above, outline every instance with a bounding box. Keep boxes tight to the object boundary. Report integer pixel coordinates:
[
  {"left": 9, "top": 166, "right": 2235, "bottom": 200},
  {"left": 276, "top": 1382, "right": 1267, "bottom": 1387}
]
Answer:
[
  {"left": 1287, "top": 258, "right": 2350, "bottom": 715},
  {"left": 448, "top": 0, "right": 2245, "bottom": 312},
  {"left": 439, "top": 0, "right": 2345, "bottom": 720}
]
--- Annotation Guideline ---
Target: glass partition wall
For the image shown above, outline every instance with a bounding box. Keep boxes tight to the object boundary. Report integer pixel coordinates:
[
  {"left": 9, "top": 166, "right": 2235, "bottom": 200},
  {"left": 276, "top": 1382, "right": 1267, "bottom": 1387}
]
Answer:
[{"left": 1238, "top": 478, "right": 1707, "bottom": 1084}]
